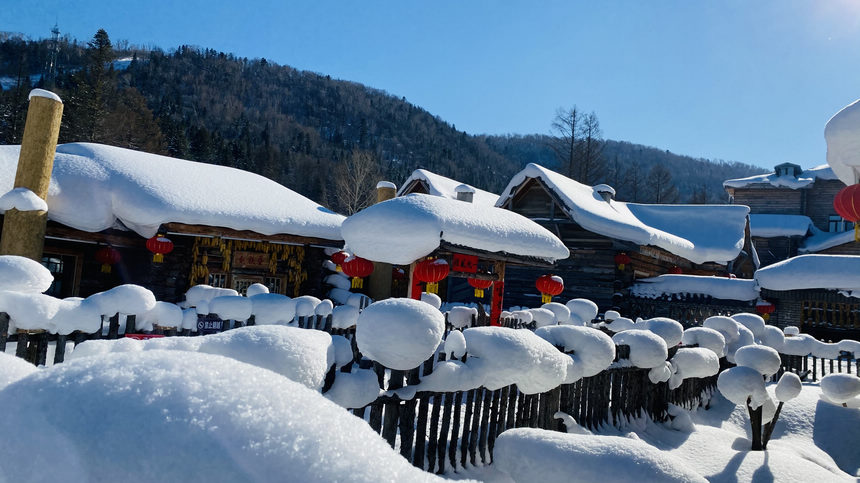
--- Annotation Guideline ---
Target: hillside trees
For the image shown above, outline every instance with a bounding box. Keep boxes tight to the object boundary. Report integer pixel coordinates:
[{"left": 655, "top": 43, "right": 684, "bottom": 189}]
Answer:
[{"left": 549, "top": 107, "right": 606, "bottom": 185}]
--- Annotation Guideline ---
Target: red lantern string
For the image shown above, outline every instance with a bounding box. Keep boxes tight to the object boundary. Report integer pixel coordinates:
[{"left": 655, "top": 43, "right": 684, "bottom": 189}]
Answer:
[{"left": 536, "top": 274, "right": 564, "bottom": 304}]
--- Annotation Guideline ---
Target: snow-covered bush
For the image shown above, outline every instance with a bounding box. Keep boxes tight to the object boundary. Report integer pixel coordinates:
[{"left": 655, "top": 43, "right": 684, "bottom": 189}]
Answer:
[{"left": 355, "top": 298, "right": 444, "bottom": 370}]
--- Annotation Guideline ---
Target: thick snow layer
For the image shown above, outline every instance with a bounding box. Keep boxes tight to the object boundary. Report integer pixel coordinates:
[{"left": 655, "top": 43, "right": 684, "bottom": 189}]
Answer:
[
  {"left": 530, "top": 308, "right": 557, "bottom": 328},
  {"left": 734, "top": 345, "right": 782, "bottom": 376},
  {"left": 639, "top": 317, "right": 684, "bottom": 347},
  {"left": 749, "top": 214, "right": 812, "bottom": 238},
  {"left": 249, "top": 293, "right": 295, "bottom": 325},
  {"left": 497, "top": 164, "right": 749, "bottom": 264},
  {"left": 825, "top": 98, "right": 860, "bottom": 185},
  {"left": 28, "top": 88, "right": 62, "bottom": 102},
  {"left": 315, "top": 299, "right": 334, "bottom": 316},
  {"left": 324, "top": 368, "right": 381, "bottom": 409},
  {"left": 331, "top": 304, "right": 359, "bottom": 329},
  {"left": 0, "top": 143, "right": 345, "bottom": 239},
  {"left": 419, "top": 292, "right": 442, "bottom": 309},
  {"left": 208, "top": 295, "right": 253, "bottom": 321},
  {"left": 245, "top": 283, "right": 269, "bottom": 297},
  {"left": 0, "top": 187, "right": 47, "bottom": 212},
  {"left": 448, "top": 306, "right": 478, "bottom": 328},
  {"left": 755, "top": 255, "right": 860, "bottom": 292},
  {"left": 341, "top": 193, "right": 569, "bottom": 265},
  {"left": 820, "top": 374, "right": 860, "bottom": 404},
  {"left": 183, "top": 285, "right": 239, "bottom": 308},
  {"left": 541, "top": 302, "right": 570, "bottom": 324},
  {"left": 0, "top": 352, "right": 37, "bottom": 389},
  {"left": 137, "top": 300, "right": 183, "bottom": 330},
  {"left": 356, "top": 298, "right": 444, "bottom": 370},
  {"left": 605, "top": 316, "right": 635, "bottom": 333},
  {"left": 760, "top": 325, "right": 785, "bottom": 351},
  {"left": 535, "top": 325, "right": 615, "bottom": 379},
  {"left": 0, "top": 255, "right": 53, "bottom": 293},
  {"left": 612, "top": 330, "right": 668, "bottom": 369},
  {"left": 325, "top": 273, "right": 352, "bottom": 290},
  {"left": 717, "top": 365, "right": 770, "bottom": 408},
  {"left": 444, "top": 330, "right": 467, "bottom": 358},
  {"left": 566, "top": 298, "right": 598, "bottom": 323},
  {"left": 493, "top": 428, "right": 707, "bottom": 483},
  {"left": 782, "top": 334, "right": 816, "bottom": 356},
  {"left": 731, "top": 313, "right": 766, "bottom": 339},
  {"left": 294, "top": 295, "right": 321, "bottom": 317},
  {"left": 681, "top": 327, "right": 726, "bottom": 357},
  {"left": 398, "top": 169, "right": 500, "bottom": 206},
  {"left": 669, "top": 348, "right": 719, "bottom": 389},
  {"left": 401, "top": 327, "right": 570, "bottom": 395},
  {"left": 71, "top": 325, "right": 335, "bottom": 391},
  {"left": 775, "top": 372, "right": 803, "bottom": 402},
  {"left": 724, "top": 164, "right": 838, "bottom": 189},
  {"left": 703, "top": 316, "right": 740, "bottom": 344},
  {"left": 0, "top": 351, "right": 446, "bottom": 483},
  {"left": 800, "top": 227, "right": 857, "bottom": 254},
  {"left": 88, "top": 284, "right": 157, "bottom": 315},
  {"left": 630, "top": 274, "right": 758, "bottom": 301},
  {"left": 331, "top": 335, "right": 354, "bottom": 369}
]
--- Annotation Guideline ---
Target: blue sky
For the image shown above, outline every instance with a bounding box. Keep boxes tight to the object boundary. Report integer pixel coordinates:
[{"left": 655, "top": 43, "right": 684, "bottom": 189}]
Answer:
[{"left": 6, "top": 1, "right": 860, "bottom": 169}]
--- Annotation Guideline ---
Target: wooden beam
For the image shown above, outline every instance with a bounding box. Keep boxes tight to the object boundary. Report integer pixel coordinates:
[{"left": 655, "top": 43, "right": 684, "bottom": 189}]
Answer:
[
  {"left": 437, "top": 241, "right": 556, "bottom": 267},
  {"left": 163, "top": 222, "right": 341, "bottom": 247}
]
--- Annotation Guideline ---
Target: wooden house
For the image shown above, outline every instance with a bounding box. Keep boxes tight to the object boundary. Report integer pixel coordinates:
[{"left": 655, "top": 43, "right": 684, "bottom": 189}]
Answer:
[
  {"left": 496, "top": 164, "right": 754, "bottom": 310},
  {"left": 724, "top": 163, "right": 859, "bottom": 265},
  {"left": 397, "top": 169, "right": 500, "bottom": 206},
  {"left": 0, "top": 143, "right": 345, "bottom": 302}
]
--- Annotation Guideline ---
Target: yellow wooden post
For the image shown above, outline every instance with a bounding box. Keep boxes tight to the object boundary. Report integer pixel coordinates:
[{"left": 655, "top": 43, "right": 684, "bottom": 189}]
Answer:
[
  {"left": 0, "top": 89, "right": 63, "bottom": 261},
  {"left": 367, "top": 181, "right": 396, "bottom": 300}
]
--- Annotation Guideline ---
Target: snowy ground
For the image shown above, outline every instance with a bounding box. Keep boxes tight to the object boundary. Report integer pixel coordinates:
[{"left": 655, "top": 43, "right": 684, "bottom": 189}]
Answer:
[{"left": 449, "top": 384, "right": 859, "bottom": 482}]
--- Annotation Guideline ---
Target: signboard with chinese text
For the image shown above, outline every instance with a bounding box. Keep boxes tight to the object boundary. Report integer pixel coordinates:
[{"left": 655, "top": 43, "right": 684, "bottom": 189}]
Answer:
[
  {"left": 233, "top": 251, "right": 269, "bottom": 269},
  {"left": 452, "top": 254, "right": 478, "bottom": 273}
]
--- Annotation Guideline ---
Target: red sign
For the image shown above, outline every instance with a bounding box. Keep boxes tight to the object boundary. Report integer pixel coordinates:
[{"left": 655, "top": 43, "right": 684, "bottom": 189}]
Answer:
[
  {"left": 124, "top": 334, "right": 166, "bottom": 340},
  {"left": 452, "top": 254, "right": 478, "bottom": 273},
  {"left": 490, "top": 280, "right": 504, "bottom": 326},
  {"left": 233, "top": 251, "right": 269, "bottom": 269}
]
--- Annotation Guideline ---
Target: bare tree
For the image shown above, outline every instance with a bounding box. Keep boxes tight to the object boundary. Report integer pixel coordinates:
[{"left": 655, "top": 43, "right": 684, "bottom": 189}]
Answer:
[
  {"left": 578, "top": 111, "right": 605, "bottom": 185},
  {"left": 647, "top": 164, "right": 680, "bottom": 203},
  {"left": 624, "top": 161, "right": 645, "bottom": 202},
  {"left": 549, "top": 106, "right": 580, "bottom": 179},
  {"left": 332, "top": 150, "right": 381, "bottom": 215}
]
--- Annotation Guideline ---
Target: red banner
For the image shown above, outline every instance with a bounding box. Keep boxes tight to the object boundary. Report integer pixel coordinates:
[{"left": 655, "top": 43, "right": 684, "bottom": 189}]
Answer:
[{"left": 452, "top": 253, "right": 478, "bottom": 273}]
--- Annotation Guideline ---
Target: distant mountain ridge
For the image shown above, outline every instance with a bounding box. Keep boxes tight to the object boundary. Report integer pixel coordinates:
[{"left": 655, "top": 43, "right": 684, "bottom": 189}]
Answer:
[{"left": 0, "top": 31, "right": 766, "bottom": 210}]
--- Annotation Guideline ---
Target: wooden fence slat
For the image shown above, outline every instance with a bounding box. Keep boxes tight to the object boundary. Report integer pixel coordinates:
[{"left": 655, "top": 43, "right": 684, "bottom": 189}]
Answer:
[
  {"left": 468, "top": 388, "right": 482, "bottom": 466},
  {"left": 427, "top": 393, "right": 442, "bottom": 473},
  {"left": 478, "top": 388, "right": 493, "bottom": 463},
  {"left": 460, "top": 389, "right": 475, "bottom": 469},
  {"left": 449, "top": 391, "right": 463, "bottom": 470}
]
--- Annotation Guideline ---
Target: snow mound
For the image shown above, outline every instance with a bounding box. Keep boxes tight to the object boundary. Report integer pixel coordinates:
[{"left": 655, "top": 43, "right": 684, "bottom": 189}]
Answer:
[
  {"left": 669, "top": 348, "right": 720, "bottom": 390},
  {"left": 324, "top": 369, "right": 381, "bottom": 409},
  {"left": 631, "top": 274, "right": 758, "bottom": 301},
  {"left": 0, "top": 352, "right": 38, "bottom": 390},
  {"left": 183, "top": 285, "right": 239, "bottom": 307},
  {"left": 448, "top": 306, "right": 478, "bottom": 329},
  {"left": 0, "top": 255, "right": 54, "bottom": 293},
  {"left": 535, "top": 325, "right": 615, "bottom": 379},
  {"left": 566, "top": 298, "right": 598, "bottom": 323},
  {"left": 137, "top": 300, "right": 183, "bottom": 330},
  {"left": 612, "top": 329, "right": 668, "bottom": 369},
  {"left": 530, "top": 307, "right": 557, "bottom": 328},
  {"left": 0, "top": 187, "right": 47, "bottom": 212},
  {"left": 755, "top": 255, "right": 860, "bottom": 292},
  {"left": 245, "top": 283, "right": 269, "bottom": 297},
  {"left": 681, "top": 327, "right": 726, "bottom": 357},
  {"left": 731, "top": 313, "right": 766, "bottom": 339},
  {"left": 444, "top": 330, "right": 467, "bottom": 358},
  {"left": 0, "top": 351, "right": 445, "bottom": 482},
  {"left": 249, "top": 293, "right": 295, "bottom": 325},
  {"left": 734, "top": 345, "right": 781, "bottom": 377},
  {"left": 493, "top": 427, "right": 707, "bottom": 483},
  {"left": 717, "top": 365, "right": 769, "bottom": 408},
  {"left": 209, "top": 295, "right": 253, "bottom": 321},
  {"left": 398, "top": 169, "right": 499, "bottom": 206},
  {"left": 639, "top": 317, "right": 684, "bottom": 347},
  {"left": 820, "top": 374, "right": 860, "bottom": 405},
  {"left": 542, "top": 302, "right": 570, "bottom": 324},
  {"left": 356, "top": 298, "right": 444, "bottom": 370},
  {"left": 87, "top": 284, "right": 157, "bottom": 315}
]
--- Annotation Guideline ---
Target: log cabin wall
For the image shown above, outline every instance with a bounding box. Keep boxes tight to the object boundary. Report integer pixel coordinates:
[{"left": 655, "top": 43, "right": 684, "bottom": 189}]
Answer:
[
  {"left": 805, "top": 179, "right": 845, "bottom": 230},
  {"left": 751, "top": 236, "right": 799, "bottom": 268},
  {"left": 727, "top": 186, "right": 803, "bottom": 215}
]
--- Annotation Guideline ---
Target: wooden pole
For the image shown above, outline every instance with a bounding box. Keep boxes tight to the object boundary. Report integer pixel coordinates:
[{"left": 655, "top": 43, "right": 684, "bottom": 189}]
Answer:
[
  {"left": 0, "top": 89, "right": 63, "bottom": 261},
  {"left": 489, "top": 261, "right": 506, "bottom": 326},
  {"left": 367, "top": 181, "right": 396, "bottom": 301}
]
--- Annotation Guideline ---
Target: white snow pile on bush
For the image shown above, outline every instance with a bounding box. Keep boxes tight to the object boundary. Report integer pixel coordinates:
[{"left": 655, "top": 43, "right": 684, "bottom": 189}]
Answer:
[
  {"left": 612, "top": 329, "right": 668, "bottom": 369},
  {"left": 637, "top": 317, "right": 684, "bottom": 347},
  {"left": 680, "top": 327, "right": 726, "bottom": 357},
  {"left": 0, "top": 351, "right": 447, "bottom": 483},
  {"left": 493, "top": 427, "right": 707, "bottom": 483},
  {"left": 668, "top": 347, "right": 720, "bottom": 390},
  {"left": 356, "top": 298, "right": 444, "bottom": 370},
  {"left": 820, "top": 374, "right": 860, "bottom": 406},
  {"left": 566, "top": 298, "right": 598, "bottom": 325},
  {"left": 535, "top": 325, "right": 615, "bottom": 382},
  {"left": 541, "top": 302, "right": 570, "bottom": 324},
  {"left": 530, "top": 307, "right": 557, "bottom": 328},
  {"left": 182, "top": 284, "right": 239, "bottom": 308},
  {"left": 399, "top": 327, "right": 569, "bottom": 396},
  {"left": 447, "top": 306, "right": 478, "bottom": 329},
  {"left": 249, "top": 293, "right": 295, "bottom": 325}
]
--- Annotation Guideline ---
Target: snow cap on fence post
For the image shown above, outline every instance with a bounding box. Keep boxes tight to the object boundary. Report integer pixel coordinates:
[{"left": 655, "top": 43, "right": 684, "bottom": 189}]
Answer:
[{"left": 356, "top": 298, "right": 444, "bottom": 370}]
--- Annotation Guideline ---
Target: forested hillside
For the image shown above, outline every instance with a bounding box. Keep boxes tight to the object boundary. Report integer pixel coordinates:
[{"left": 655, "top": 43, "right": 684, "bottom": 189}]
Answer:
[{"left": 0, "top": 30, "right": 766, "bottom": 212}]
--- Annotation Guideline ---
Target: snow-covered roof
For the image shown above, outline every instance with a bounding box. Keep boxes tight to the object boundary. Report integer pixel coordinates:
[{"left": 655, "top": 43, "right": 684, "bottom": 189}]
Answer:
[
  {"left": 398, "top": 169, "right": 499, "bottom": 206},
  {"left": 497, "top": 164, "right": 749, "bottom": 265},
  {"left": 341, "top": 193, "right": 569, "bottom": 265},
  {"left": 799, "top": 227, "right": 856, "bottom": 253},
  {"left": 755, "top": 254, "right": 860, "bottom": 294},
  {"left": 723, "top": 164, "right": 838, "bottom": 189},
  {"left": 748, "top": 214, "right": 812, "bottom": 238},
  {"left": 630, "top": 274, "right": 759, "bottom": 302},
  {"left": 0, "top": 143, "right": 345, "bottom": 240},
  {"left": 825, "top": 98, "right": 860, "bottom": 185}
]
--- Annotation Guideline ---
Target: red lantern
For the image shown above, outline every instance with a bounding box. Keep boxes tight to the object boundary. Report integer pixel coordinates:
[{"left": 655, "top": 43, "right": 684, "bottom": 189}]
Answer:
[
  {"left": 756, "top": 300, "right": 775, "bottom": 321},
  {"left": 536, "top": 274, "right": 564, "bottom": 304},
  {"left": 669, "top": 266, "right": 682, "bottom": 275},
  {"left": 614, "top": 253, "right": 631, "bottom": 271},
  {"left": 468, "top": 278, "right": 493, "bottom": 298},
  {"left": 146, "top": 235, "right": 174, "bottom": 263},
  {"left": 414, "top": 258, "right": 450, "bottom": 294},
  {"left": 834, "top": 184, "right": 860, "bottom": 241},
  {"left": 342, "top": 255, "right": 374, "bottom": 289},
  {"left": 94, "top": 246, "right": 121, "bottom": 273},
  {"left": 330, "top": 251, "right": 349, "bottom": 272}
]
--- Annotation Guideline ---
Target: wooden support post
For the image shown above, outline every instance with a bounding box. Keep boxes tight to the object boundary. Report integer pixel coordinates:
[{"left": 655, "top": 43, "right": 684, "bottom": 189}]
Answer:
[
  {"left": 408, "top": 260, "right": 422, "bottom": 300},
  {"left": 489, "top": 261, "right": 506, "bottom": 326},
  {"left": 0, "top": 90, "right": 63, "bottom": 261},
  {"left": 367, "top": 181, "right": 397, "bottom": 301}
]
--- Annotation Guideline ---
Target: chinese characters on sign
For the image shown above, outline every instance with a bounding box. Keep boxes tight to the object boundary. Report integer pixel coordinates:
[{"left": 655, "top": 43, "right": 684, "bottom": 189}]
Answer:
[
  {"left": 451, "top": 254, "right": 478, "bottom": 273},
  {"left": 233, "top": 251, "right": 269, "bottom": 269}
]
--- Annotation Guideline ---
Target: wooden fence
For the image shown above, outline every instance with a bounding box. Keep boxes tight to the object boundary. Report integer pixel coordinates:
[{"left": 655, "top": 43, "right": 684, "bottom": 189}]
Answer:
[{"left": 627, "top": 295, "right": 755, "bottom": 328}]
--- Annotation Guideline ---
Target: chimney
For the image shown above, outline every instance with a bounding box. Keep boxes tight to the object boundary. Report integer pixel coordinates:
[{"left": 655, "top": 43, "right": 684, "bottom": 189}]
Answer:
[
  {"left": 376, "top": 181, "right": 397, "bottom": 203},
  {"left": 455, "top": 184, "right": 475, "bottom": 203},
  {"left": 593, "top": 184, "right": 616, "bottom": 202}
]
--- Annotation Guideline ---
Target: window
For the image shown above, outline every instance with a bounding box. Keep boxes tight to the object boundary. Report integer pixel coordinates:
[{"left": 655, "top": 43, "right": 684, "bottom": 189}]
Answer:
[
  {"left": 265, "top": 276, "right": 283, "bottom": 294},
  {"left": 208, "top": 272, "right": 227, "bottom": 288},
  {"left": 829, "top": 215, "right": 854, "bottom": 233},
  {"left": 41, "top": 253, "right": 78, "bottom": 298},
  {"left": 41, "top": 256, "right": 64, "bottom": 297}
]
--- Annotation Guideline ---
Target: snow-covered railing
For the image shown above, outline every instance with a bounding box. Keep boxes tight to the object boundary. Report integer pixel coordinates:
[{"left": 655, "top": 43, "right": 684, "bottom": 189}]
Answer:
[{"left": 627, "top": 294, "right": 755, "bottom": 328}]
